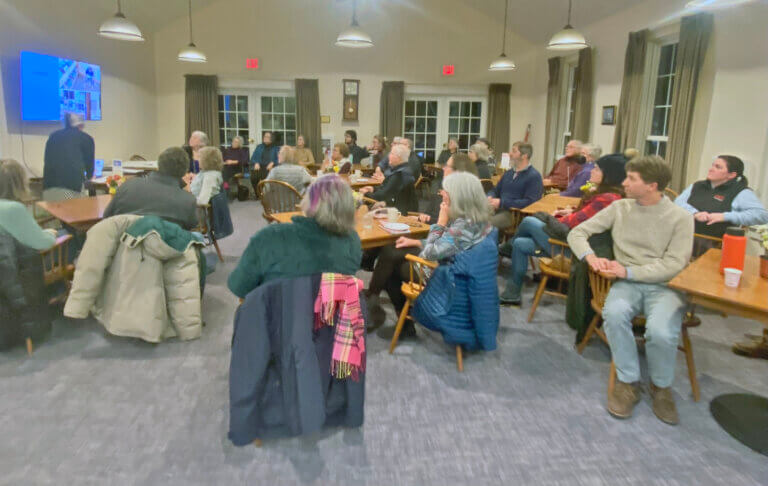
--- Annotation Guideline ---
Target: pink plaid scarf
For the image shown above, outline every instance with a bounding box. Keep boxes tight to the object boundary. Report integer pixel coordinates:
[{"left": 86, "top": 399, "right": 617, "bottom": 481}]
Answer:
[{"left": 314, "top": 274, "right": 366, "bottom": 381}]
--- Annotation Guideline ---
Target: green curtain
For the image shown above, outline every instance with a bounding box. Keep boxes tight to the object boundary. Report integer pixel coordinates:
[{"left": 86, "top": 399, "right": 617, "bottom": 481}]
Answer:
[
  {"left": 544, "top": 57, "right": 562, "bottom": 173},
  {"left": 184, "top": 74, "right": 219, "bottom": 147},
  {"left": 666, "top": 13, "right": 714, "bottom": 191},
  {"left": 295, "top": 79, "right": 322, "bottom": 164},
  {"left": 379, "top": 81, "right": 404, "bottom": 141},
  {"left": 612, "top": 30, "right": 648, "bottom": 153},
  {"left": 571, "top": 48, "right": 594, "bottom": 142},
  {"left": 487, "top": 84, "right": 511, "bottom": 154}
]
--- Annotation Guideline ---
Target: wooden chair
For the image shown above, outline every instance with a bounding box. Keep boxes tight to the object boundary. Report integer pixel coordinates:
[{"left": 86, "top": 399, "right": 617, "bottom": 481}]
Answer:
[
  {"left": 479, "top": 178, "right": 495, "bottom": 194},
  {"left": 27, "top": 234, "right": 75, "bottom": 355},
  {"left": 528, "top": 238, "right": 571, "bottom": 322},
  {"left": 389, "top": 254, "right": 465, "bottom": 372},
  {"left": 692, "top": 233, "right": 723, "bottom": 260},
  {"left": 257, "top": 180, "right": 303, "bottom": 223},
  {"left": 21, "top": 196, "right": 57, "bottom": 227},
  {"left": 195, "top": 204, "right": 223, "bottom": 262},
  {"left": 501, "top": 208, "right": 524, "bottom": 243},
  {"left": 577, "top": 268, "right": 701, "bottom": 402},
  {"left": 664, "top": 187, "right": 679, "bottom": 200}
]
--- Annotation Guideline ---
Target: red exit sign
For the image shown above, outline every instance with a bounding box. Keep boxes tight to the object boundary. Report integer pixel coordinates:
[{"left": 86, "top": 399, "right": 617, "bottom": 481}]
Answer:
[
  {"left": 246, "top": 58, "right": 259, "bottom": 69},
  {"left": 442, "top": 64, "right": 454, "bottom": 76}
]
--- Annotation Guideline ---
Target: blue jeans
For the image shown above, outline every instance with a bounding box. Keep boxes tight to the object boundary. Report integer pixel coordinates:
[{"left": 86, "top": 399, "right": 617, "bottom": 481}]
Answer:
[
  {"left": 602, "top": 281, "right": 686, "bottom": 388},
  {"left": 507, "top": 217, "right": 552, "bottom": 288}
]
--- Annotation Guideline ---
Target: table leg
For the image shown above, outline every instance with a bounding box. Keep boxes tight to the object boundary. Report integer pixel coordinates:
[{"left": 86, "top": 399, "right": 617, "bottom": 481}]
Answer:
[{"left": 710, "top": 394, "right": 768, "bottom": 456}]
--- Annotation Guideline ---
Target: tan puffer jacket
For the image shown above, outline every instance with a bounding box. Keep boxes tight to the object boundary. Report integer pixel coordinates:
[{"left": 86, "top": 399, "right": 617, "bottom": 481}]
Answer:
[{"left": 64, "top": 214, "right": 204, "bottom": 343}]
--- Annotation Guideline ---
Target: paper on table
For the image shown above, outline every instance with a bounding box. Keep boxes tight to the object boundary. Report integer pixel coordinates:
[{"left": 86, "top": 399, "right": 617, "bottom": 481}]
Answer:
[{"left": 500, "top": 152, "right": 511, "bottom": 170}]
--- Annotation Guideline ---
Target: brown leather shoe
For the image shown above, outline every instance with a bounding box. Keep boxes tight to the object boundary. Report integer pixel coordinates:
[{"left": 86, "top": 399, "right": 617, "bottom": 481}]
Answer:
[
  {"left": 607, "top": 381, "right": 641, "bottom": 419},
  {"left": 731, "top": 340, "right": 768, "bottom": 360},
  {"left": 649, "top": 383, "right": 679, "bottom": 425}
]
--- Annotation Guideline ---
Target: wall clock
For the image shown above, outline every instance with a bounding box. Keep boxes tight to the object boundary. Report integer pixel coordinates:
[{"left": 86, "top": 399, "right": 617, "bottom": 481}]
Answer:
[{"left": 343, "top": 79, "right": 359, "bottom": 121}]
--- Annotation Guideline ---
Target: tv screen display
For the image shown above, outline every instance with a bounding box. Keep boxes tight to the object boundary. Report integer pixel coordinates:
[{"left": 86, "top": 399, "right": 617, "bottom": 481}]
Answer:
[{"left": 20, "top": 51, "right": 102, "bottom": 121}]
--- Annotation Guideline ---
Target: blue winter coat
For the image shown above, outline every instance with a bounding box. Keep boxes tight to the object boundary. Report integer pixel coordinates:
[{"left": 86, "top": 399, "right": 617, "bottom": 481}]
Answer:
[
  {"left": 249, "top": 144, "right": 279, "bottom": 169},
  {"left": 411, "top": 229, "right": 500, "bottom": 351}
]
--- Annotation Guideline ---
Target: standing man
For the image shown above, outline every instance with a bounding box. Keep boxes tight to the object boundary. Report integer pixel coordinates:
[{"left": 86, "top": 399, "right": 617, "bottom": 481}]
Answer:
[
  {"left": 249, "top": 131, "right": 279, "bottom": 196},
  {"left": 345, "top": 130, "right": 369, "bottom": 165},
  {"left": 488, "top": 142, "right": 543, "bottom": 230},
  {"left": 43, "top": 113, "right": 95, "bottom": 200},
  {"left": 567, "top": 156, "right": 694, "bottom": 425}
]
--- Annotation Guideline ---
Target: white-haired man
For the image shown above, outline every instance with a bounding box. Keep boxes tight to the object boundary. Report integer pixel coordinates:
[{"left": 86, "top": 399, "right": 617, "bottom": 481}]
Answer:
[
  {"left": 359, "top": 144, "right": 417, "bottom": 214},
  {"left": 187, "top": 130, "right": 209, "bottom": 174}
]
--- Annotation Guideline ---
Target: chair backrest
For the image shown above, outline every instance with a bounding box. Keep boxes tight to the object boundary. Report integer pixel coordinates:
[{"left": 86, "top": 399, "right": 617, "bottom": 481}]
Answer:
[
  {"left": 41, "top": 234, "right": 74, "bottom": 287},
  {"left": 129, "top": 154, "right": 147, "bottom": 161},
  {"left": 405, "top": 254, "right": 439, "bottom": 292},
  {"left": 479, "top": 178, "right": 495, "bottom": 194},
  {"left": 692, "top": 232, "right": 723, "bottom": 260},
  {"left": 587, "top": 268, "right": 615, "bottom": 312},
  {"left": 664, "top": 187, "right": 679, "bottom": 200},
  {"left": 257, "top": 180, "right": 303, "bottom": 217}
]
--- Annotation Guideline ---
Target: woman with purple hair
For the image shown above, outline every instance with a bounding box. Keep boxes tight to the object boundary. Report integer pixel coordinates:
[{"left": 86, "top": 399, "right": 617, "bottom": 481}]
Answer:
[{"left": 228, "top": 174, "right": 362, "bottom": 298}]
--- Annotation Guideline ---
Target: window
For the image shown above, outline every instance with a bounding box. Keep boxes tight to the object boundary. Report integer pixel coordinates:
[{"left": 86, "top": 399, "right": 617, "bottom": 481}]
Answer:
[
  {"left": 218, "top": 94, "right": 250, "bottom": 149},
  {"left": 448, "top": 101, "right": 482, "bottom": 152},
  {"left": 260, "top": 95, "right": 297, "bottom": 146},
  {"left": 545, "top": 57, "right": 577, "bottom": 166},
  {"left": 645, "top": 43, "right": 678, "bottom": 157},
  {"left": 404, "top": 99, "right": 438, "bottom": 163},
  {"left": 561, "top": 64, "right": 577, "bottom": 154}
]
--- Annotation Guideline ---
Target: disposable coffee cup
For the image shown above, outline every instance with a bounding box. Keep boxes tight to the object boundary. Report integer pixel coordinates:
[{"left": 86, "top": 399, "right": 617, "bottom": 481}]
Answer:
[
  {"left": 387, "top": 208, "right": 400, "bottom": 222},
  {"left": 724, "top": 268, "right": 742, "bottom": 288}
]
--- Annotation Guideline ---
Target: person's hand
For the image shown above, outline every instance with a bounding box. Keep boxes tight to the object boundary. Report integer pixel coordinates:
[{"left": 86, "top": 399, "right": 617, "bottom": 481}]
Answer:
[
  {"left": 225, "top": 160, "right": 238, "bottom": 165},
  {"left": 437, "top": 201, "right": 450, "bottom": 226},
  {"left": 585, "top": 254, "right": 611, "bottom": 273},
  {"left": 182, "top": 172, "right": 194, "bottom": 185},
  {"left": 267, "top": 162, "right": 274, "bottom": 170},
  {"left": 253, "top": 163, "right": 260, "bottom": 171},
  {"left": 706, "top": 213, "right": 725, "bottom": 225},
  {"left": 44, "top": 228, "right": 58, "bottom": 238},
  {"left": 371, "top": 201, "right": 386, "bottom": 210},
  {"left": 553, "top": 207, "right": 574, "bottom": 217},
  {"left": 605, "top": 260, "right": 627, "bottom": 279},
  {"left": 359, "top": 186, "right": 373, "bottom": 195},
  {"left": 694, "top": 211, "right": 709, "bottom": 222},
  {"left": 396, "top": 237, "right": 423, "bottom": 249},
  {"left": 488, "top": 197, "right": 501, "bottom": 210},
  {"left": 543, "top": 178, "right": 552, "bottom": 185},
  {"left": 417, "top": 213, "right": 431, "bottom": 223}
]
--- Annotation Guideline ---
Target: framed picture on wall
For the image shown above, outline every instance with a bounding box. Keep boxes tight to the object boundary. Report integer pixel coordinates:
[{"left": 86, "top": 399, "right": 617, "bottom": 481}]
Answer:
[{"left": 602, "top": 105, "right": 616, "bottom": 125}]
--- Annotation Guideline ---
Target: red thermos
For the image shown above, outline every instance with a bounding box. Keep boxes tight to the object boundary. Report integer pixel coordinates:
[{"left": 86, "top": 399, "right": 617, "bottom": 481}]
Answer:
[{"left": 719, "top": 227, "right": 746, "bottom": 274}]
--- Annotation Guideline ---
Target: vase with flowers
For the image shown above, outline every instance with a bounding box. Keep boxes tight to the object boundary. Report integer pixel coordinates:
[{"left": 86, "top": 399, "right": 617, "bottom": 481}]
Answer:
[{"left": 105, "top": 174, "right": 124, "bottom": 195}]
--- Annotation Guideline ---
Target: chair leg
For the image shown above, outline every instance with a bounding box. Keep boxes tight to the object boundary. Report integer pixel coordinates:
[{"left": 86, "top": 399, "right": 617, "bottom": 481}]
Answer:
[
  {"left": 577, "top": 314, "right": 600, "bottom": 354},
  {"left": 455, "top": 345, "right": 463, "bottom": 372},
  {"left": 608, "top": 360, "right": 616, "bottom": 397},
  {"left": 26, "top": 337, "right": 33, "bottom": 356},
  {"left": 527, "top": 275, "right": 548, "bottom": 323},
  {"left": 212, "top": 236, "right": 224, "bottom": 262},
  {"left": 389, "top": 299, "right": 412, "bottom": 354},
  {"left": 681, "top": 328, "right": 700, "bottom": 402}
]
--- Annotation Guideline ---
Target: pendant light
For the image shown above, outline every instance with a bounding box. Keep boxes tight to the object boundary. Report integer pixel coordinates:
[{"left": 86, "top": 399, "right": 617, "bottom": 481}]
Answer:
[
  {"left": 335, "top": 0, "right": 373, "bottom": 48},
  {"left": 489, "top": 0, "right": 516, "bottom": 71},
  {"left": 98, "top": 0, "right": 144, "bottom": 41},
  {"left": 178, "top": 0, "right": 207, "bottom": 62},
  {"left": 547, "top": 0, "right": 588, "bottom": 51}
]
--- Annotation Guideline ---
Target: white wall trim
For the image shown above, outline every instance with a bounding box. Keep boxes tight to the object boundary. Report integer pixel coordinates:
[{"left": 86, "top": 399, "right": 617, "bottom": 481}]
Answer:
[
  {"left": 405, "top": 83, "right": 487, "bottom": 96},
  {"left": 218, "top": 78, "right": 294, "bottom": 91}
]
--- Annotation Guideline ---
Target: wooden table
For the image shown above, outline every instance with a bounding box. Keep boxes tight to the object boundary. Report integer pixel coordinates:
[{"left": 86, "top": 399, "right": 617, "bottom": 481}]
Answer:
[
  {"left": 36, "top": 194, "right": 112, "bottom": 232},
  {"left": 520, "top": 194, "right": 581, "bottom": 215},
  {"left": 272, "top": 211, "right": 431, "bottom": 250},
  {"left": 340, "top": 175, "right": 382, "bottom": 191},
  {"left": 669, "top": 249, "right": 768, "bottom": 456}
]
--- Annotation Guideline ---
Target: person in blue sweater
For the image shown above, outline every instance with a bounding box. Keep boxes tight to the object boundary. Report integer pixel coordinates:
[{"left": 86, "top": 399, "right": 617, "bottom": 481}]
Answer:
[
  {"left": 488, "top": 141, "right": 543, "bottom": 230},
  {"left": 249, "top": 131, "right": 280, "bottom": 196}
]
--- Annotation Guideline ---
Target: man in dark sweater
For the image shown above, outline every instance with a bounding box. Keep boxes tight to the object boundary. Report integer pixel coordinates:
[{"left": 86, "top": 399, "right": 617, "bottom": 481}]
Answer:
[
  {"left": 43, "top": 113, "right": 95, "bottom": 197},
  {"left": 345, "top": 130, "right": 369, "bottom": 165},
  {"left": 359, "top": 144, "right": 417, "bottom": 214},
  {"left": 103, "top": 147, "right": 198, "bottom": 230},
  {"left": 488, "top": 141, "right": 543, "bottom": 230},
  {"left": 403, "top": 137, "right": 423, "bottom": 177}
]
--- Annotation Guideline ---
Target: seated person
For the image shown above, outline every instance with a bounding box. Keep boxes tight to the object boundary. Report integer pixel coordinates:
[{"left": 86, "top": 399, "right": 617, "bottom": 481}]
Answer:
[
  {"left": 104, "top": 147, "right": 198, "bottom": 230},
  {"left": 294, "top": 134, "right": 316, "bottom": 166},
  {"left": 475, "top": 137, "right": 496, "bottom": 168},
  {"left": 249, "top": 131, "right": 279, "bottom": 195},
  {"left": 321, "top": 143, "right": 352, "bottom": 174},
  {"left": 366, "top": 134, "right": 388, "bottom": 170},
  {"left": 228, "top": 174, "right": 362, "bottom": 297},
  {"left": 468, "top": 143, "right": 492, "bottom": 179},
  {"left": 567, "top": 156, "right": 694, "bottom": 425},
  {"left": 560, "top": 143, "right": 602, "bottom": 197},
  {"left": 187, "top": 130, "right": 208, "bottom": 174},
  {"left": 365, "top": 153, "right": 479, "bottom": 330},
  {"left": 488, "top": 141, "right": 543, "bottom": 230},
  {"left": 544, "top": 139, "right": 584, "bottom": 190},
  {"left": 0, "top": 158, "right": 58, "bottom": 349},
  {"left": 376, "top": 172, "right": 494, "bottom": 340},
  {"left": 437, "top": 137, "right": 459, "bottom": 167},
  {"left": 345, "top": 129, "right": 369, "bottom": 165},
  {"left": 499, "top": 153, "right": 627, "bottom": 306},
  {"left": 266, "top": 145, "right": 312, "bottom": 194},
  {"left": 675, "top": 155, "right": 768, "bottom": 239},
  {"left": 358, "top": 144, "right": 417, "bottom": 214},
  {"left": 221, "top": 136, "right": 250, "bottom": 184},
  {"left": 190, "top": 147, "right": 224, "bottom": 206},
  {"left": 403, "top": 138, "right": 423, "bottom": 177}
]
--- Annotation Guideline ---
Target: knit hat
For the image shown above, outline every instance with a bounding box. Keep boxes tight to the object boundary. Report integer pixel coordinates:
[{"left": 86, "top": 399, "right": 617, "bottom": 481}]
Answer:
[{"left": 596, "top": 153, "right": 628, "bottom": 187}]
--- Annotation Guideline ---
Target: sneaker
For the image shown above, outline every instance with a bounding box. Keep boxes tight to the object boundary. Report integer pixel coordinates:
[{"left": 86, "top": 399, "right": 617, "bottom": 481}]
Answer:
[
  {"left": 377, "top": 321, "right": 416, "bottom": 341},
  {"left": 649, "top": 383, "right": 679, "bottom": 425},
  {"left": 499, "top": 283, "right": 522, "bottom": 306},
  {"left": 607, "top": 381, "right": 641, "bottom": 419}
]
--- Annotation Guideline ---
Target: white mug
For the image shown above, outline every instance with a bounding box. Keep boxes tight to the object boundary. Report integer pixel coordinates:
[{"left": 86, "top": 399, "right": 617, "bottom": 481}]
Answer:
[
  {"left": 386, "top": 208, "right": 400, "bottom": 222},
  {"left": 724, "top": 268, "right": 742, "bottom": 288},
  {"left": 355, "top": 169, "right": 363, "bottom": 177}
]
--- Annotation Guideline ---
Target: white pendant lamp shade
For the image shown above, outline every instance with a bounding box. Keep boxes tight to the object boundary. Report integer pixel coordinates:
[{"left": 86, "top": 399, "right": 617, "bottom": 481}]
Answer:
[
  {"left": 98, "top": 0, "right": 144, "bottom": 41},
  {"left": 178, "top": 0, "right": 207, "bottom": 62},
  {"left": 547, "top": 0, "right": 588, "bottom": 51},
  {"left": 336, "top": 0, "right": 373, "bottom": 48},
  {"left": 178, "top": 43, "right": 207, "bottom": 63},
  {"left": 488, "top": 0, "right": 516, "bottom": 71}
]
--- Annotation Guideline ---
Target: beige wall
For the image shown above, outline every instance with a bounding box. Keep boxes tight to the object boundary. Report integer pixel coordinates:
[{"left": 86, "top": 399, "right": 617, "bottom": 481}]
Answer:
[
  {"left": 0, "top": 0, "right": 158, "bottom": 177},
  {"left": 152, "top": 0, "right": 538, "bottom": 155}
]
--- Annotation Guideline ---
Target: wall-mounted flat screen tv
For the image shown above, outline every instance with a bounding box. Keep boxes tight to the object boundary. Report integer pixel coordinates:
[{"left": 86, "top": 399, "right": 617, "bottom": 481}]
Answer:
[{"left": 20, "top": 51, "right": 102, "bottom": 121}]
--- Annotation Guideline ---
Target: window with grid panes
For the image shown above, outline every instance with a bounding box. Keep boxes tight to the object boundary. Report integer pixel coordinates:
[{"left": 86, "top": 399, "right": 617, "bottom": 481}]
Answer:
[
  {"left": 218, "top": 94, "right": 250, "bottom": 149},
  {"left": 561, "top": 64, "right": 577, "bottom": 153},
  {"left": 261, "top": 95, "right": 297, "bottom": 146},
  {"left": 645, "top": 43, "right": 677, "bottom": 158},
  {"left": 403, "top": 99, "right": 438, "bottom": 163},
  {"left": 448, "top": 101, "right": 482, "bottom": 151}
]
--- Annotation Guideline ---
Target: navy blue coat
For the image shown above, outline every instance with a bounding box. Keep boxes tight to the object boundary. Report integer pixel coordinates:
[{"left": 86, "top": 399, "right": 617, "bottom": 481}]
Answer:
[
  {"left": 488, "top": 164, "right": 543, "bottom": 210},
  {"left": 43, "top": 127, "right": 95, "bottom": 192},
  {"left": 228, "top": 274, "right": 366, "bottom": 445},
  {"left": 412, "top": 229, "right": 500, "bottom": 351},
  {"left": 209, "top": 189, "right": 233, "bottom": 240}
]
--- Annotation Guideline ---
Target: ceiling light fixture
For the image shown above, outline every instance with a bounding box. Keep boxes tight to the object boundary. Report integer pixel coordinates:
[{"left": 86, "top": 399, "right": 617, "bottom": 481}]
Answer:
[
  {"left": 489, "top": 0, "right": 516, "bottom": 71},
  {"left": 547, "top": 0, "right": 589, "bottom": 51},
  {"left": 335, "top": 0, "right": 373, "bottom": 48},
  {"left": 686, "top": 0, "right": 754, "bottom": 9},
  {"left": 178, "top": 0, "right": 207, "bottom": 62},
  {"left": 98, "top": 0, "right": 144, "bottom": 41}
]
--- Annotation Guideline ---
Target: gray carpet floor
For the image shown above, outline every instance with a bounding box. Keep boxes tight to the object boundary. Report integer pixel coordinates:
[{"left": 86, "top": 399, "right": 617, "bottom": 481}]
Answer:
[{"left": 1, "top": 200, "right": 767, "bottom": 485}]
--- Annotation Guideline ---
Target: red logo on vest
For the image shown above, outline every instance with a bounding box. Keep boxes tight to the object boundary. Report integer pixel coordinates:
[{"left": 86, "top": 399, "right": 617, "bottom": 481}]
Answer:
[{"left": 713, "top": 194, "right": 725, "bottom": 201}]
